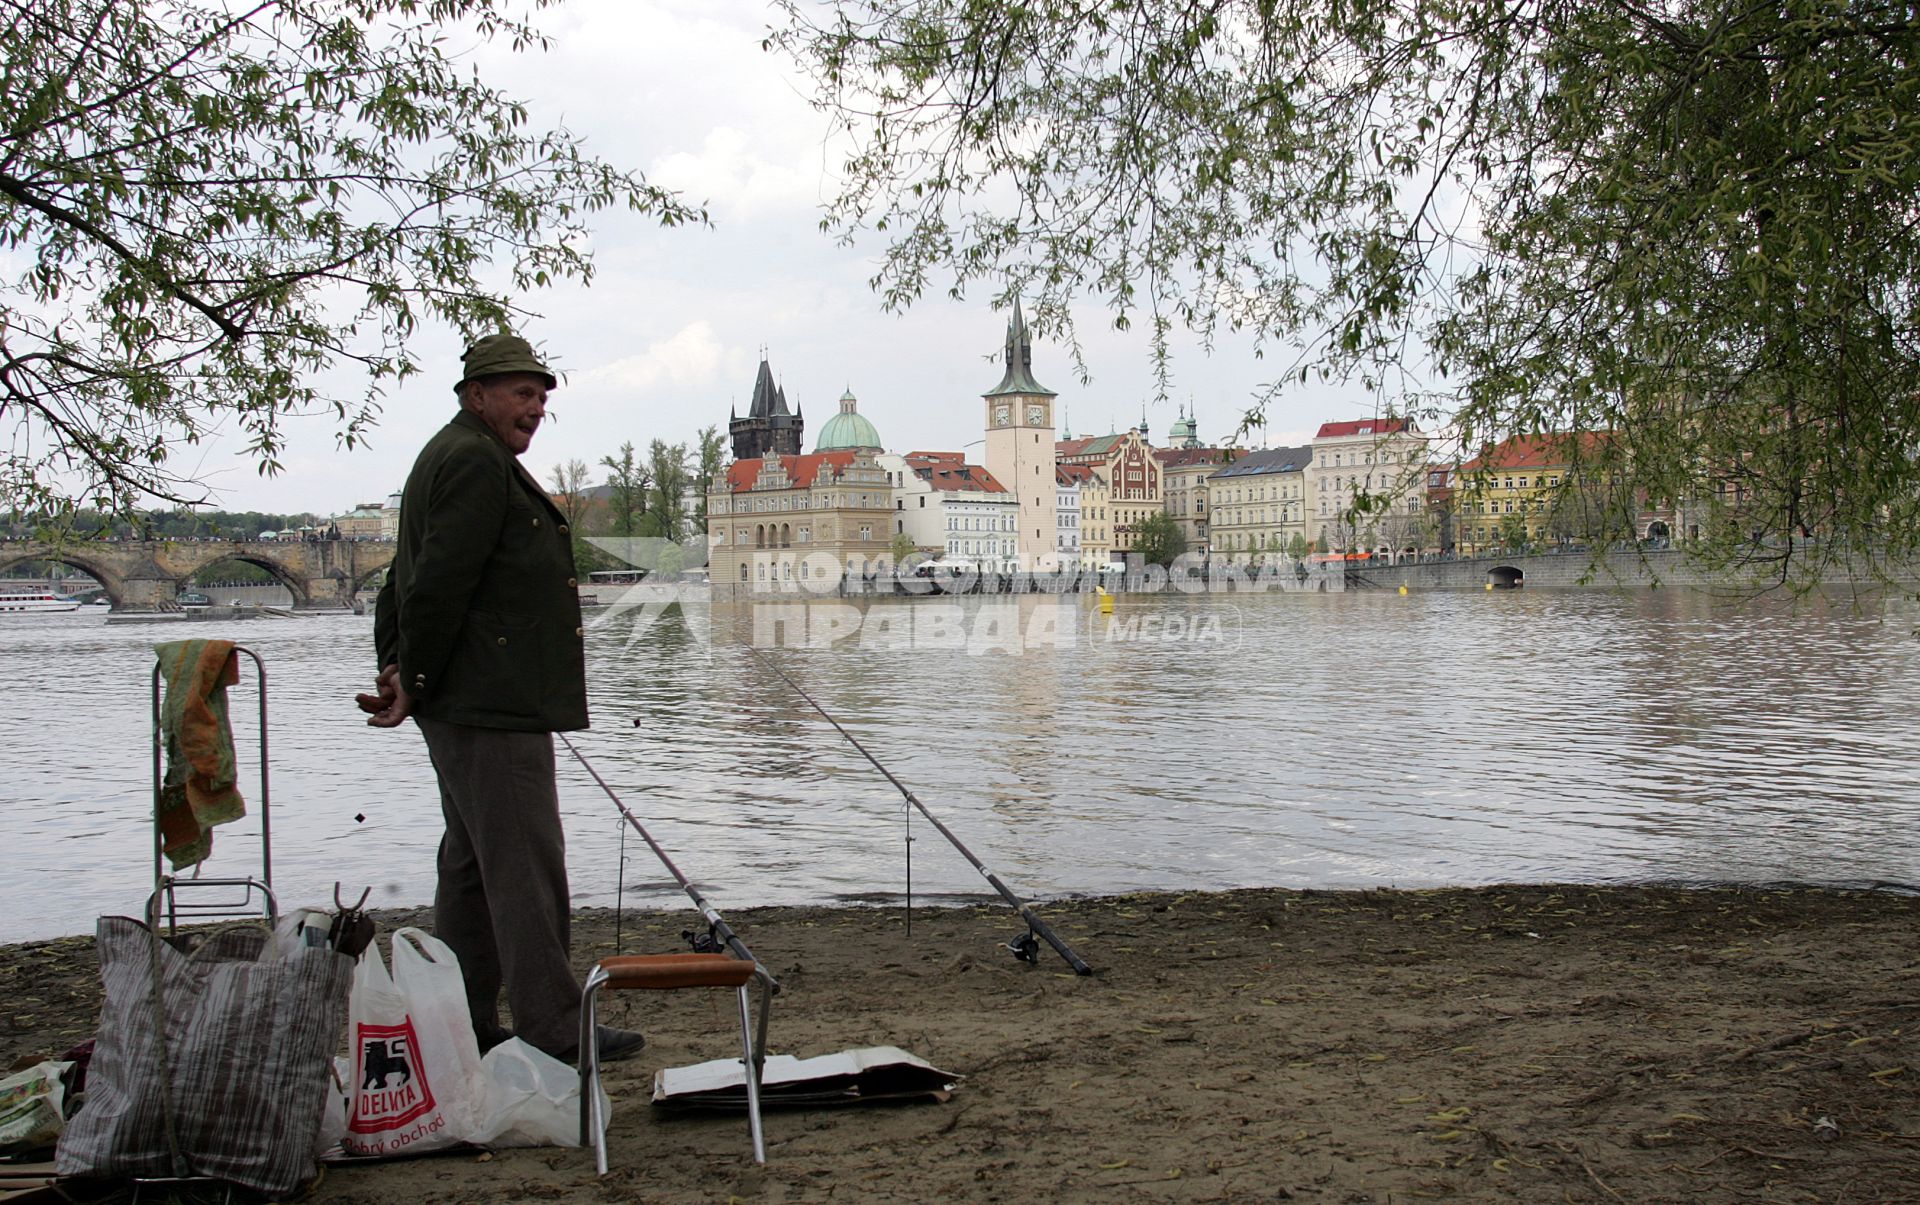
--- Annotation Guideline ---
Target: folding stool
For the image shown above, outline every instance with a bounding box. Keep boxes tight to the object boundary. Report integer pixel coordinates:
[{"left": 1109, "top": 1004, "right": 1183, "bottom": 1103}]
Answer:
[{"left": 579, "top": 953, "right": 774, "bottom": 1172}]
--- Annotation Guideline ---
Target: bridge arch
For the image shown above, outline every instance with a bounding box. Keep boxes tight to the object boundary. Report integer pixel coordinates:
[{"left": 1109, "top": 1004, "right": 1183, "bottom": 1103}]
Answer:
[
  {"left": 0, "top": 548, "right": 124, "bottom": 605},
  {"left": 187, "top": 549, "right": 313, "bottom": 608},
  {"left": 1487, "top": 564, "right": 1525, "bottom": 589}
]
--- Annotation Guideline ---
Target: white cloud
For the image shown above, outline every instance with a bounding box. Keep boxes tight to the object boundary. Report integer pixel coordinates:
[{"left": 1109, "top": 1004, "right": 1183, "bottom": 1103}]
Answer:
[
  {"left": 650, "top": 126, "right": 819, "bottom": 222},
  {"left": 575, "top": 320, "right": 735, "bottom": 394}
]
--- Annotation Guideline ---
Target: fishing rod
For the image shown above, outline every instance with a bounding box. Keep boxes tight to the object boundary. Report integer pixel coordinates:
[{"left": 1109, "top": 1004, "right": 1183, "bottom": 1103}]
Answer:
[
  {"left": 558, "top": 732, "right": 774, "bottom": 986},
  {"left": 744, "top": 645, "right": 1093, "bottom": 976}
]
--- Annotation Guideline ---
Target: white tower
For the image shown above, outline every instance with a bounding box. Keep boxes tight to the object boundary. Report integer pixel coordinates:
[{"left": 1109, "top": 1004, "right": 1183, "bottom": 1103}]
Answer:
[{"left": 983, "top": 299, "right": 1058, "bottom": 572}]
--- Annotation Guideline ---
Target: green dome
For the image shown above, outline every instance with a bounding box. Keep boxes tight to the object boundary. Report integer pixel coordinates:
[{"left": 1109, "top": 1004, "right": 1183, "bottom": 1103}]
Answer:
[{"left": 815, "top": 389, "right": 883, "bottom": 450}]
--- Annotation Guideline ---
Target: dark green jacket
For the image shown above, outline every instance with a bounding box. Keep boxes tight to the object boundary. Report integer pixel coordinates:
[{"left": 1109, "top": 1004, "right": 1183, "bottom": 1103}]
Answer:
[{"left": 375, "top": 410, "right": 588, "bottom": 731}]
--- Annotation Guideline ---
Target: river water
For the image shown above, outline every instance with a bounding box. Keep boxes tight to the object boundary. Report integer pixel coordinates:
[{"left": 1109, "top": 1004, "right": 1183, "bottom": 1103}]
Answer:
[{"left": 5, "top": 587, "right": 1918, "bottom": 943}]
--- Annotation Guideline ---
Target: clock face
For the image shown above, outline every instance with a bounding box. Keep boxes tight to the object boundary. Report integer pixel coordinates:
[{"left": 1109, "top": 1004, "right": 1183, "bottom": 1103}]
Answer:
[
  {"left": 994, "top": 404, "right": 1010, "bottom": 426},
  {"left": 1026, "top": 403, "right": 1046, "bottom": 425}
]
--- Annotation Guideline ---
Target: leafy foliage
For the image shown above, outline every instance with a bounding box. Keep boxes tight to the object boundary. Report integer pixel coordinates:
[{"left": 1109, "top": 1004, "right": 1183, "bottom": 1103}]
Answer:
[
  {"left": 3, "top": 0, "right": 700, "bottom": 513},
  {"left": 640, "top": 437, "right": 690, "bottom": 539},
  {"left": 600, "top": 440, "right": 648, "bottom": 537},
  {"left": 890, "top": 529, "right": 917, "bottom": 564},
  {"left": 772, "top": 1, "right": 1920, "bottom": 588},
  {"left": 692, "top": 423, "right": 725, "bottom": 529},
  {"left": 1131, "top": 509, "right": 1186, "bottom": 566}
]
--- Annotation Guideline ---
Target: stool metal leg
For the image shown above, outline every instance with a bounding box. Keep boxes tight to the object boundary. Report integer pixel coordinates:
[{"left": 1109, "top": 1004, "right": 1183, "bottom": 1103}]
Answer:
[
  {"left": 736, "top": 984, "right": 766, "bottom": 1164},
  {"left": 753, "top": 973, "right": 772, "bottom": 1081},
  {"left": 580, "top": 967, "right": 608, "bottom": 1175}
]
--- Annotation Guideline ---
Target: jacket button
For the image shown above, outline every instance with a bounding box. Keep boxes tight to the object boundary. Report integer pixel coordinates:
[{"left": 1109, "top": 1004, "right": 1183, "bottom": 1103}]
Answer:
[
  {"left": 531, "top": 518, "right": 541, "bottom": 528},
  {"left": 413, "top": 675, "right": 426, "bottom": 687},
  {"left": 496, "top": 636, "right": 507, "bottom": 646},
  {"left": 559, "top": 524, "right": 570, "bottom": 535},
  {"left": 574, "top": 627, "right": 583, "bottom": 638},
  {"left": 566, "top": 577, "right": 577, "bottom": 588}
]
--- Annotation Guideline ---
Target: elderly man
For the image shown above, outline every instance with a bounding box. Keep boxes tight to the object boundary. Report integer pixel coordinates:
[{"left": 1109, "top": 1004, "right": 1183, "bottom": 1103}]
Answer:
[{"left": 357, "top": 333, "right": 643, "bottom": 1064}]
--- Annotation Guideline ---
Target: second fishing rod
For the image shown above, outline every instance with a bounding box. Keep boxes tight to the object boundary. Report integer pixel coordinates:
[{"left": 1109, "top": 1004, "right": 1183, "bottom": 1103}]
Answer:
[{"left": 744, "top": 644, "right": 1093, "bottom": 977}]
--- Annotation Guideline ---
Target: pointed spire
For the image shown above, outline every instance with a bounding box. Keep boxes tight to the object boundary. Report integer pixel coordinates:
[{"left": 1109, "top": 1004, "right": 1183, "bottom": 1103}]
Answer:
[
  {"left": 984, "top": 295, "right": 1056, "bottom": 397},
  {"left": 749, "top": 358, "right": 778, "bottom": 418}
]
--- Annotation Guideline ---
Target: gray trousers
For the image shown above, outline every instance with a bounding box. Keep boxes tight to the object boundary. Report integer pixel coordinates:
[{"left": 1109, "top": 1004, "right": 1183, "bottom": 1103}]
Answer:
[{"left": 417, "top": 717, "right": 580, "bottom": 1057}]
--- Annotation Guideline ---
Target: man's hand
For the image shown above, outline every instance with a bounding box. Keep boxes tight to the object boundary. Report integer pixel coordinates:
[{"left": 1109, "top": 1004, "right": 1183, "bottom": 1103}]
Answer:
[{"left": 354, "top": 664, "right": 414, "bottom": 728}]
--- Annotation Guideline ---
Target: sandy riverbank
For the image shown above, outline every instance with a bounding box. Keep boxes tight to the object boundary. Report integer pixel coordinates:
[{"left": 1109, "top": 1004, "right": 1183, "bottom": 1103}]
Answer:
[{"left": 6, "top": 884, "right": 1918, "bottom": 1202}]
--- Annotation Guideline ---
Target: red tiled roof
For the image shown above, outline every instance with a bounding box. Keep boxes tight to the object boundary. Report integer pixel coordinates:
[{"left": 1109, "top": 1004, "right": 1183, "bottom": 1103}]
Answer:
[
  {"left": 904, "top": 450, "right": 965, "bottom": 468},
  {"left": 1314, "top": 417, "right": 1413, "bottom": 439},
  {"left": 724, "top": 450, "right": 864, "bottom": 492},
  {"left": 1457, "top": 432, "right": 1611, "bottom": 474},
  {"left": 920, "top": 462, "right": 1008, "bottom": 494},
  {"left": 1056, "top": 463, "right": 1105, "bottom": 486}
]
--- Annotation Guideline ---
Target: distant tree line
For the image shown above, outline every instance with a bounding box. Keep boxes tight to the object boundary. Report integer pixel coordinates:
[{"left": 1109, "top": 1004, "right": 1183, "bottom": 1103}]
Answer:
[
  {"left": 5, "top": 507, "right": 323, "bottom": 544},
  {"left": 545, "top": 425, "right": 726, "bottom": 572},
  {"left": 2, "top": 507, "right": 327, "bottom": 582}
]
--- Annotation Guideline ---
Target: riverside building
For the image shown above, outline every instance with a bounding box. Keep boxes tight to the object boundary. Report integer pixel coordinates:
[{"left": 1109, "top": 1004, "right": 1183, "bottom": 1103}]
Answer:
[
  {"left": 1155, "top": 436, "right": 1227, "bottom": 555},
  {"left": 879, "top": 451, "right": 1020, "bottom": 571},
  {"left": 1307, "top": 418, "right": 1430, "bottom": 556},
  {"left": 1057, "top": 463, "right": 1110, "bottom": 568},
  {"left": 1057, "top": 428, "right": 1161, "bottom": 558},
  {"left": 707, "top": 366, "right": 893, "bottom": 597},
  {"left": 1206, "top": 446, "right": 1314, "bottom": 562}
]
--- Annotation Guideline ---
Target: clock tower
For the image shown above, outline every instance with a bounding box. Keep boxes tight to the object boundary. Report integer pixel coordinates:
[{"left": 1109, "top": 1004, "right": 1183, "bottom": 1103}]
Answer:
[{"left": 983, "top": 298, "right": 1058, "bottom": 572}]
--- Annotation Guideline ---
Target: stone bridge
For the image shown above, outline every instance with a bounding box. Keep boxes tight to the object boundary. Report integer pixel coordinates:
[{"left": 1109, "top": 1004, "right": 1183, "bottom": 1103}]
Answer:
[{"left": 0, "top": 538, "right": 396, "bottom": 609}]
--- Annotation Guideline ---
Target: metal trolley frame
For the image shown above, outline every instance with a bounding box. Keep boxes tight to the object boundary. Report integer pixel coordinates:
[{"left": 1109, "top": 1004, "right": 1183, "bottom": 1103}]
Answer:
[{"left": 147, "top": 644, "right": 278, "bottom": 932}]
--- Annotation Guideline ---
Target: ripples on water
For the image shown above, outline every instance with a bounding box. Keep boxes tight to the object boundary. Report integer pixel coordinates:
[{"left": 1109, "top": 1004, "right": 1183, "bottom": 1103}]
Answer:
[{"left": 4, "top": 587, "right": 1918, "bottom": 941}]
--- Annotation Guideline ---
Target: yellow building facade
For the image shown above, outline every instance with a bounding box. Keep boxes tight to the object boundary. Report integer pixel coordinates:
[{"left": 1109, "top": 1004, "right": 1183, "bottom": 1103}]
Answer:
[{"left": 1205, "top": 446, "right": 1314, "bottom": 562}]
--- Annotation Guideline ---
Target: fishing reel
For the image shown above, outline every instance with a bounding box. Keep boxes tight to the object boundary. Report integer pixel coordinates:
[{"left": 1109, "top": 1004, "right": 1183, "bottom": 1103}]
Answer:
[
  {"left": 1004, "top": 930, "right": 1040, "bottom": 964},
  {"left": 683, "top": 927, "right": 723, "bottom": 955}
]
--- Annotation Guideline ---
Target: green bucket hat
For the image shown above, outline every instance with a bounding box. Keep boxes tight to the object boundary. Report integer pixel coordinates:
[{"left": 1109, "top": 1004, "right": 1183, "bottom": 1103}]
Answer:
[{"left": 454, "top": 333, "right": 557, "bottom": 393}]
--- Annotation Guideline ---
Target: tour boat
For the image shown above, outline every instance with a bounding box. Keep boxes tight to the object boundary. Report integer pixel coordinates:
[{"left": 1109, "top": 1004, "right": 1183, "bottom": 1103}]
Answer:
[{"left": 0, "top": 591, "right": 84, "bottom": 613}]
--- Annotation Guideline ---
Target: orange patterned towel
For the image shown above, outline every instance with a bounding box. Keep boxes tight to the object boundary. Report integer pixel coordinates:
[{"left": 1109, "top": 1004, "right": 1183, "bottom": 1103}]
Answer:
[{"left": 155, "top": 639, "right": 245, "bottom": 870}]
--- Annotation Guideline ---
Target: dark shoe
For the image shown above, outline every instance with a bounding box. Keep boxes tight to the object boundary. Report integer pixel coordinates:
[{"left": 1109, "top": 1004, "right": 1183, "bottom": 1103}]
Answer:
[{"left": 593, "top": 1026, "right": 648, "bottom": 1064}]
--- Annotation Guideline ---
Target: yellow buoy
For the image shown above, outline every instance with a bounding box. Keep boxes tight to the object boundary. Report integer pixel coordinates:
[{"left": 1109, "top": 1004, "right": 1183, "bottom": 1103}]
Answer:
[
  {"left": 1486, "top": 581, "right": 1494, "bottom": 591},
  {"left": 1398, "top": 585, "right": 1408, "bottom": 596}
]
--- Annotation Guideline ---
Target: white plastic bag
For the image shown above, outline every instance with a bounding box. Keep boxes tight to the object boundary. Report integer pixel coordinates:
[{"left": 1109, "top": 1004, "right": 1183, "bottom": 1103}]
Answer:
[
  {"left": 315, "top": 1059, "right": 348, "bottom": 1157},
  {"left": 272, "top": 907, "right": 332, "bottom": 960},
  {"left": 470, "top": 1038, "right": 600, "bottom": 1149},
  {"left": 342, "top": 928, "right": 485, "bottom": 1157}
]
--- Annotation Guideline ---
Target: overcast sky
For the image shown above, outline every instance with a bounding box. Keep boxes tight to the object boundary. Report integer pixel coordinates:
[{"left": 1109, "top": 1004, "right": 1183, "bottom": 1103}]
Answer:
[{"left": 202, "top": 0, "right": 1374, "bottom": 514}]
